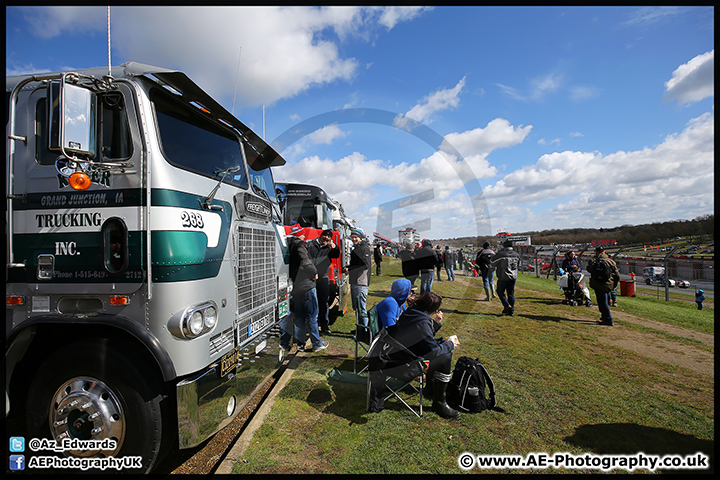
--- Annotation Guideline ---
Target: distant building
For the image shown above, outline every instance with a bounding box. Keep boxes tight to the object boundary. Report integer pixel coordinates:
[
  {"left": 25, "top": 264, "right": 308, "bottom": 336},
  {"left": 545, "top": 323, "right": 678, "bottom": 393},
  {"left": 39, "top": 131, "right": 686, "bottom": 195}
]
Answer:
[{"left": 399, "top": 228, "right": 420, "bottom": 246}]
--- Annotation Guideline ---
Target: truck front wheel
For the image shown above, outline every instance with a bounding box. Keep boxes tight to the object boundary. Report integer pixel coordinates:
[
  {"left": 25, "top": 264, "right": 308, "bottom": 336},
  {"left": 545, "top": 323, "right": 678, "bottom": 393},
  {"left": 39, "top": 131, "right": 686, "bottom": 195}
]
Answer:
[{"left": 25, "top": 340, "right": 169, "bottom": 473}]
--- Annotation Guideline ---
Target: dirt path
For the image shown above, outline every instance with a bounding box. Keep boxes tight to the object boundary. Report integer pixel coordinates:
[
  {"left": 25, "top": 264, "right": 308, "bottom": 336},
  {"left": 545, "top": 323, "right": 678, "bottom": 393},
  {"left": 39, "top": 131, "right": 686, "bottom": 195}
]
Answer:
[{"left": 456, "top": 274, "right": 714, "bottom": 378}]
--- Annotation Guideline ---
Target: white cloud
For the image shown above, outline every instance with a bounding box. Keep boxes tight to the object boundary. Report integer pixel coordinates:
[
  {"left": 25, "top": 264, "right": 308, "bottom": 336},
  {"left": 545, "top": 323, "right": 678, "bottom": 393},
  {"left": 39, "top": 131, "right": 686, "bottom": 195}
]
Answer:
[
  {"left": 530, "top": 73, "right": 563, "bottom": 100},
  {"left": 664, "top": 49, "right": 714, "bottom": 105},
  {"left": 306, "top": 124, "right": 348, "bottom": 145},
  {"left": 19, "top": 6, "right": 106, "bottom": 38},
  {"left": 376, "top": 6, "right": 433, "bottom": 29},
  {"left": 497, "top": 72, "right": 564, "bottom": 101},
  {"left": 393, "top": 77, "right": 466, "bottom": 130},
  {"left": 17, "top": 6, "right": 425, "bottom": 109},
  {"left": 441, "top": 118, "right": 532, "bottom": 158},
  {"left": 569, "top": 85, "right": 601, "bottom": 101},
  {"left": 483, "top": 112, "right": 714, "bottom": 231}
]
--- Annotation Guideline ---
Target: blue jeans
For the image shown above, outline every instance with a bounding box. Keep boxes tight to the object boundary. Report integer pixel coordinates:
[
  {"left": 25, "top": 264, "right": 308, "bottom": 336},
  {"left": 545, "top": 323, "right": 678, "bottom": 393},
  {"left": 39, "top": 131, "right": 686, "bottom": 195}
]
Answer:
[
  {"left": 351, "top": 284, "right": 368, "bottom": 326},
  {"left": 280, "top": 313, "right": 293, "bottom": 350},
  {"left": 496, "top": 279, "right": 516, "bottom": 314},
  {"left": 595, "top": 290, "right": 613, "bottom": 323},
  {"left": 481, "top": 271, "right": 495, "bottom": 289},
  {"left": 420, "top": 270, "right": 434, "bottom": 293},
  {"left": 445, "top": 265, "right": 455, "bottom": 281},
  {"left": 293, "top": 288, "right": 322, "bottom": 349}
]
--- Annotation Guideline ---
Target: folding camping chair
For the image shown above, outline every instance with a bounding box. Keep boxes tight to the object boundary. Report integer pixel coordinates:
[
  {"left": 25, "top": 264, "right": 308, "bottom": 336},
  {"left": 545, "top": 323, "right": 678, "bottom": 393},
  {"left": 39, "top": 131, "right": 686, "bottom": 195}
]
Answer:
[
  {"left": 366, "top": 328, "right": 426, "bottom": 418},
  {"left": 353, "top": 300, "right": 380, "bottom": 373}
]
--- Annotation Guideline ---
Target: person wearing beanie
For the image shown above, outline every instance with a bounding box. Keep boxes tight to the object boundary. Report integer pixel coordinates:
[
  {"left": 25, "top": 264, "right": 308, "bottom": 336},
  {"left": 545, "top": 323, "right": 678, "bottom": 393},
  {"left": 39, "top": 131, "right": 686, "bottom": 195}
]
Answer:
[
  {"left": 307, "top": 229, "right": 340, "bottom": 334},
  {"left": 476, "top": 241, "right": 496, "bottom": 301},
  {"left": 695, "top": 289, "right": 705, "bottom": 310},
  {"left": 345, "top": 228, "right": 372, "bottom": 325},
  {"left": 587, "top": 246, "right": 620, "bottom": 326},
  {"left": 490, "top": 240, "right": 520, "bottom": 316},
  {"left": 283, "top": 222, "right": 328, "bottom": 353}
]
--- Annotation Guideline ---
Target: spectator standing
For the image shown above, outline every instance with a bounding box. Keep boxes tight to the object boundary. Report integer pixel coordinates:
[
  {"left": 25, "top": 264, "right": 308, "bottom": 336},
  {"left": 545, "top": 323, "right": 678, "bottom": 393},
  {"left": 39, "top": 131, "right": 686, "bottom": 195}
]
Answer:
[
  {"left": 695, "top": 289, "right": 705, "bottom": 310},
  {"left": 285, "top": 224, "right": 328, "bottom": 353},
  {"left": 457, "top": 250, "right": 465, "bottom": 273},
  {"left": 443, "top": 246, "right": 456, "bottom": 281},
  {"left": 476, "top": 241, "right": 496, "bottom": 301},
  {"left": 609, "top": 287, "right": 618, "bottom": 307},
  {"left": 587, "top": 246, "right": 621, "bottom": 326},
  {"left": 415, "top": 239, "right": 437, "bottom": 293},
  {"left": 346, "top": 229, "right": 372, "bottom": 326},
  {"left": 561, "top": 251, "right": 581, "bottom": 273},
  {"left": 399, "top": 244, "right": 419, "bottom": 286},
  {"left": 435, "top": 246, "right": 444, "bottom": 282},
  {"left": 307, "top": 229, "right": 340, "bottom": 335},
  {"left": 490, "top": 240, "right": 520, "bottom": 315},
  {"left": 373, "top": 244, "right": 383, "bottom": 276}
]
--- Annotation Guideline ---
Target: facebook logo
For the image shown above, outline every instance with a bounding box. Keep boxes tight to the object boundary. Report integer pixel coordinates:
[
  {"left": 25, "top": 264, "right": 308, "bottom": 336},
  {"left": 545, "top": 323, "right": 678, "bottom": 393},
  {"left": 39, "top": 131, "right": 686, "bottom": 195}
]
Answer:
[{"left": 9, "top": 454, "right": 25, "bottom": 470}]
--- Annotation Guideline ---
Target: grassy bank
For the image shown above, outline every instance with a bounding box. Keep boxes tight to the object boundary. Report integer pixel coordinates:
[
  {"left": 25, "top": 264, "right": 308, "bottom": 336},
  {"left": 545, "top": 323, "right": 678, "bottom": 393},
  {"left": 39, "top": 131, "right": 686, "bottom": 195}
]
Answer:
[{"left": 233, "top": 257, "right": 714, "bottom": 474}]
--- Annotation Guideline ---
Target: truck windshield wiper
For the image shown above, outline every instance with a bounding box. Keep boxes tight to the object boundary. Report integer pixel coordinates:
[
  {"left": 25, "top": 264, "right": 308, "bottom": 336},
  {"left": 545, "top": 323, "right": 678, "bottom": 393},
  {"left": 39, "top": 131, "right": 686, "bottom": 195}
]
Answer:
[{"left": 201, "top": 166, "right": 243, "bottom": 210}]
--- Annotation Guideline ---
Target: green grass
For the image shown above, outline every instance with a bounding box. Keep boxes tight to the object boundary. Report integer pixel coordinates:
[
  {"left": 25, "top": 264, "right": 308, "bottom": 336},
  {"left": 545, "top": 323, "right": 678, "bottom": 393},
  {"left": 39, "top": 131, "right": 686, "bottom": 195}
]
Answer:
[
  {"left": 233, "top": 258, "right": 714, "bottom": 474},
  {"left": 517, "top": 273, "right": 714, "bottom": 334}
]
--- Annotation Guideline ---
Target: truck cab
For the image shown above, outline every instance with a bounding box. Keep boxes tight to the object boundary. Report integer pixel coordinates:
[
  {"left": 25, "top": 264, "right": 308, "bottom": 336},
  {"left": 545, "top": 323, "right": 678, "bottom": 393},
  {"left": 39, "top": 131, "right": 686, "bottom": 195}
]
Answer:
[{"left": 6, "top": 63, "right": 290, "bottom": 472}]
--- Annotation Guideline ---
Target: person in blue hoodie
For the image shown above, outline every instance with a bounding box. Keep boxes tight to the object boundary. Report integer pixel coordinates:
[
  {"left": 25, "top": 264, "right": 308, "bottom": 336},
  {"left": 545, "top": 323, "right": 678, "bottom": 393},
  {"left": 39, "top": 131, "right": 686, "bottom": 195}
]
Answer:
[
  {"left": 376, "top": 278, "right": 416, "bottom": 332},
  {"left": 391, "top": 292, "right": 461, "bottom": 419}
]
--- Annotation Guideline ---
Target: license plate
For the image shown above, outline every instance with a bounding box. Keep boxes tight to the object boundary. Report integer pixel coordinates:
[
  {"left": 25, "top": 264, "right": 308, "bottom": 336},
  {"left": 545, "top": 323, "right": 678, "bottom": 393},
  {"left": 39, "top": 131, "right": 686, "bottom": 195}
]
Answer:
[
  {"left": 278, "top": 299, "right": 290, "bottom": 318},
  {"left": 219, "top": 347, "right": 240, "bottom": 377}
]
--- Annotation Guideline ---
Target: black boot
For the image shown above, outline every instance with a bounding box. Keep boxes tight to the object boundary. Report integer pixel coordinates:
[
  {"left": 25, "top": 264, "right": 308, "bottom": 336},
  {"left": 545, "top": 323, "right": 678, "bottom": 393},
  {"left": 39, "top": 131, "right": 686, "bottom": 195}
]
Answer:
[{"left": 432, "top": 374, "right": 460, "bottom": 419}]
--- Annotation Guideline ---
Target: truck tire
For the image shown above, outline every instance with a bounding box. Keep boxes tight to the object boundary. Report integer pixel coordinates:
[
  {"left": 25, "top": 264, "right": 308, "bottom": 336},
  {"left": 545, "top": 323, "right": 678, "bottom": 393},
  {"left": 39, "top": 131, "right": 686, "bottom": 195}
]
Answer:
[{"left": 25, "top": 339, "right": 169, "bottom": 473}]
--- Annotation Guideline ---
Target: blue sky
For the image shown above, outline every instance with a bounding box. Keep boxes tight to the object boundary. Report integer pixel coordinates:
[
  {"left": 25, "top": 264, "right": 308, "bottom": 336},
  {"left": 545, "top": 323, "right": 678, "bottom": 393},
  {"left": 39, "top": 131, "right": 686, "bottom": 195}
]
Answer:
[{"left": 6, "top": 6, "right": 714, "bottom": 241}]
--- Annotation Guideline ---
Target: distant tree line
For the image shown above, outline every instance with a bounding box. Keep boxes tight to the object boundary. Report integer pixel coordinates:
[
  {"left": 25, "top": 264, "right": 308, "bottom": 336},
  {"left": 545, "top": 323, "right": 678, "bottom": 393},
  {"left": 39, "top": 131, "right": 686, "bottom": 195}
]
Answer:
[{"left": 440, "top": 215, "right": 714, "bottom": 247}]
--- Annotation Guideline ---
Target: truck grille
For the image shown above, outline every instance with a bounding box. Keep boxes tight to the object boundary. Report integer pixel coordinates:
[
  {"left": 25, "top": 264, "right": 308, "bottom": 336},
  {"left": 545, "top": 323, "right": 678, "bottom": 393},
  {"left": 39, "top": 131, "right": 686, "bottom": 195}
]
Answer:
[{"left": 237, "top": 225, "right": 276, "bottom": 313}]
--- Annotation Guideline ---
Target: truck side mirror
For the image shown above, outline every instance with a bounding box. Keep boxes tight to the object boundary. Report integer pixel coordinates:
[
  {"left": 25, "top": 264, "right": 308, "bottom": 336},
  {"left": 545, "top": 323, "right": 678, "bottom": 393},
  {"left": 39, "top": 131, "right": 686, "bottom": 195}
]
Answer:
[{"left": 48, "top": 80, "right": 97, "bottom": 158}]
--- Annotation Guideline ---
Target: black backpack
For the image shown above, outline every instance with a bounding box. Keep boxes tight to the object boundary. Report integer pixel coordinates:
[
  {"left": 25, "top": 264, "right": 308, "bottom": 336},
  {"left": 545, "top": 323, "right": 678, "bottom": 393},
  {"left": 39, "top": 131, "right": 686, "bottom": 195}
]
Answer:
[
  {"left": 592, "top": 258, "right": 611, "bottom": 282},
  {"left": 447, "top": 356, "right": 505, "bottom": 413}
]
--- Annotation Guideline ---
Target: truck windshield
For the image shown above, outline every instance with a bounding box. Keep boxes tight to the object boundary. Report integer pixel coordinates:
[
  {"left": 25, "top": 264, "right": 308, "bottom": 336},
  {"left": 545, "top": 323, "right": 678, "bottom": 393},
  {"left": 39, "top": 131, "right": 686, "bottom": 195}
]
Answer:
[
  {"left": 248, "top": 160, "right": 276, "bottom": 203},
  {"left": 152, "top": 89, "right": 248, "bottom": 189},
  {"left": 284, "top": 196, "right": 333, "bottom": 230}
]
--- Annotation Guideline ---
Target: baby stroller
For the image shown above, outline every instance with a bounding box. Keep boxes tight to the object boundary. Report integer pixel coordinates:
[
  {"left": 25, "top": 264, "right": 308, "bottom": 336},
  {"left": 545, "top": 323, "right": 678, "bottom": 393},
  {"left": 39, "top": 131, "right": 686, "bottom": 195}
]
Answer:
[{"left": 557, "top": 270, "right": 592, "bottom": 307}]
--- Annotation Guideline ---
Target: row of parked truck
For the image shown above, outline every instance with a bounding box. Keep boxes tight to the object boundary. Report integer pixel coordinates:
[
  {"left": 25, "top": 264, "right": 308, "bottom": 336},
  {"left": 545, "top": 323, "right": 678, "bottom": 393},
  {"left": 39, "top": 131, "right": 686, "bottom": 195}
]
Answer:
[{"left": 5, "top": 63, "right": 354, "bottom": 472}]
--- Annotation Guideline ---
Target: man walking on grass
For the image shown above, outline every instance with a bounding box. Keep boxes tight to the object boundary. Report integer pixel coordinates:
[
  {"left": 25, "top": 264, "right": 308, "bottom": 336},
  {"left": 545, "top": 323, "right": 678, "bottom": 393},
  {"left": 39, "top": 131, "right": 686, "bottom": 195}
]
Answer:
[
  {"left": 490, "top": 240, "right": 520, "bottom": 316},
  {"left": 587, "top": 246, "right": 620, "bottom": 326}
]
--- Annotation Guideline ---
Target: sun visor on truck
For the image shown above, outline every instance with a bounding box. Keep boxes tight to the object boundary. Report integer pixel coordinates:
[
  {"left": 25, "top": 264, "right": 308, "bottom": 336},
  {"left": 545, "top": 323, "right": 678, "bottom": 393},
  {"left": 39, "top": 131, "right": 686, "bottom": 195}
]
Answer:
[{"left": 123, "top": 62, "right": 286, "bottom": 170}]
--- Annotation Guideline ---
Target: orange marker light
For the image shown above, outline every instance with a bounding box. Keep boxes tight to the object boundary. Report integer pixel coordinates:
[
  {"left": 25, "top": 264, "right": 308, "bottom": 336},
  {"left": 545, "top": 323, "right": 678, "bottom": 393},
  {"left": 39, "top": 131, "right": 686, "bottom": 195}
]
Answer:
[
  {"left": 6, "top": 296, "right": 25, "bottom": 305},
  {"left": 68, "top": 172, "right": 91, "bottom": 190},
  {"left": 110, "top": 296, "right": 130, "bottom": 306}
]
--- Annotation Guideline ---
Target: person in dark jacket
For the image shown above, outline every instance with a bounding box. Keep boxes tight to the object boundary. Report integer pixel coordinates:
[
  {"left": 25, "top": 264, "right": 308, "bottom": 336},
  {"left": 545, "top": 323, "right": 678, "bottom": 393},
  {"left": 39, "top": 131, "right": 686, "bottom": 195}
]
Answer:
[
  {"left": 435, "top": 246, "right": 444, "bottom": 282},
  {"left": 391, "top": 292, "right": 460, "bottom": 419},
  {"left": 307, "top": 229, "right": 340, "bottom": 335},
  {"left": 285, "top": 224, "right": 327, "bottom": 353},
  {"left": 415, "top": 239, "right": 437, "bottom": 294},
  {"left": 476, "top": 241, "right": 496, "bottom": 301},
  {"left": 587, "top": 246, "right": 620, "bottom": 326},
  {"left": 373, "top": 245, "right": 383, "bottom": 276},
  {"left": 443, "top": 246, "right": 456, "bottom": 281},
  {"left": 490, "top": 240, "right": 520, "bottom": 316},
  {"left": 345, "top": 229, "right": 372, "bottom": 325},
  {"left": 399, "top": 245, "right": 419, "bottom": 285}
]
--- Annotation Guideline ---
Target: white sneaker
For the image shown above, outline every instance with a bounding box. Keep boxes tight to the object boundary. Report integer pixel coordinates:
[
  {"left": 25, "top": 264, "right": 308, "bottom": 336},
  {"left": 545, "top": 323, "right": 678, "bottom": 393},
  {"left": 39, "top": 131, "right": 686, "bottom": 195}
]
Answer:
[{"left": 312, "top": 340, "right": 329, "bottom": 352}]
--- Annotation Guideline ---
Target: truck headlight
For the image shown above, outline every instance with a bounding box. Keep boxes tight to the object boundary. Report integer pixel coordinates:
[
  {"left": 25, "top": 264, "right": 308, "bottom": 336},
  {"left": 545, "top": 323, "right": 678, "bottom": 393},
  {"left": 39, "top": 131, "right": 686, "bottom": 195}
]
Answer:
[{"left": 178, "top": 302, "right": 219, "bottom": 339}]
